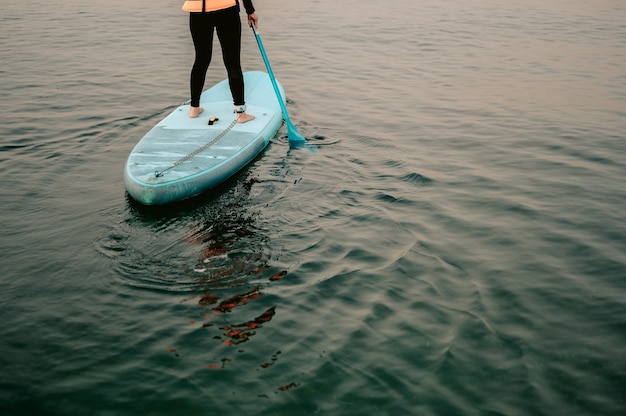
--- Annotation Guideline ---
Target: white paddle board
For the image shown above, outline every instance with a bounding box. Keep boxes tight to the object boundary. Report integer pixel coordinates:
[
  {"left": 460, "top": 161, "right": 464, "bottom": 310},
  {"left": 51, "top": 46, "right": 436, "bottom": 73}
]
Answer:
[{"left": 124, "top": 71, "right": 284, "bottom": 205}]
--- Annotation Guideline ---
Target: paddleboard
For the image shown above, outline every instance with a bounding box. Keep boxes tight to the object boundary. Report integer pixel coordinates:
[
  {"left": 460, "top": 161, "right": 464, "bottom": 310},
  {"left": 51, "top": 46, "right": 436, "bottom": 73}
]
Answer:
[{"left": 124, "top": 71, "right": 284, "bottom": 205}]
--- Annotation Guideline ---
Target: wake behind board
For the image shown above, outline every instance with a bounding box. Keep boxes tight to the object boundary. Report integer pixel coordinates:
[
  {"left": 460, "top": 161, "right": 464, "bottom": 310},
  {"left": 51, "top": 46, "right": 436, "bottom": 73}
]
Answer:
[{"left": 124, "top": 71, "right": 284, "bottom": 205}]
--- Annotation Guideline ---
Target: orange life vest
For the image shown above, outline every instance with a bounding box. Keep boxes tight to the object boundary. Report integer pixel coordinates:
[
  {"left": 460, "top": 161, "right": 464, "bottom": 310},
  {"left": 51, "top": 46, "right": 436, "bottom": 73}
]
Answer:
[{"left": 182, "top": 0, "right": 237, "bottom": 13}]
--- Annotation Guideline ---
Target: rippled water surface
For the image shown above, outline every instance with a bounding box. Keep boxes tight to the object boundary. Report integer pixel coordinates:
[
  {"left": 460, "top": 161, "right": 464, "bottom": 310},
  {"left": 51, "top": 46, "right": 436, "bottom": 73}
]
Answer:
[{"left": 2, "top": 0, "right": 625, "bottom": 414}]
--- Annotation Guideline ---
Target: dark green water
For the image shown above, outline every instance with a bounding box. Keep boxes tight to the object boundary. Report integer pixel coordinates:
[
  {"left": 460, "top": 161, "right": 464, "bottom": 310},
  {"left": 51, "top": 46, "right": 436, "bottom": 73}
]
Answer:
[{"left": 2, "top": 0, "right": 625, "bottom": 414}]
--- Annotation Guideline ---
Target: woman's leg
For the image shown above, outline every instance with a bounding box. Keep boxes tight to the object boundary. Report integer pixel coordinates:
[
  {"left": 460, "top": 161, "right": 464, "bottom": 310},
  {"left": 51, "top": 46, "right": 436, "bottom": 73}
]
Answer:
[
  {"left": 189, "top": 13, "right": 215, "bottom": 113},
  {"left": 216, "top": 8, "right": 245, "bottom": 106},
  {"left": 216, "top": 8, "right": 254, "bottom": 122}
]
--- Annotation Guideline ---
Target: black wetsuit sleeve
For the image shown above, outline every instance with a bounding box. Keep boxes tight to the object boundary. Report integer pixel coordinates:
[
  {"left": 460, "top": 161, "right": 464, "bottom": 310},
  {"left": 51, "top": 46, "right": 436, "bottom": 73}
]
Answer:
[{"left": 242, "top": 0, "right": 255, "bottom": 14}]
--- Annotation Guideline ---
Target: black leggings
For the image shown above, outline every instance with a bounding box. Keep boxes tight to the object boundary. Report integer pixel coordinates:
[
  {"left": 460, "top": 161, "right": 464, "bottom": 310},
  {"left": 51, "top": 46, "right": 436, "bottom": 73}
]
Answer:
[{"left": 189, "top": 7, "right": 244, "bottom": 108}]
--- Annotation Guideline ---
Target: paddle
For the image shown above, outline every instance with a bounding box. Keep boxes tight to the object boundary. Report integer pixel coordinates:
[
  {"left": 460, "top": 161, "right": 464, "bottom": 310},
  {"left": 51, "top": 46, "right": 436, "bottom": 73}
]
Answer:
[{"left": 251, "top": 24, "right": 307, "bottom": 147}]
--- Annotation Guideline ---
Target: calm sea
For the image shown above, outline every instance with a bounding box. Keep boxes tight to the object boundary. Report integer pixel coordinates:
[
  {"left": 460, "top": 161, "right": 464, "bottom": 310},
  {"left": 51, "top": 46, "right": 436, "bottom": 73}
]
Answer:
[{"left": 1, "top": 0, "right": 625, "bottom": 414}]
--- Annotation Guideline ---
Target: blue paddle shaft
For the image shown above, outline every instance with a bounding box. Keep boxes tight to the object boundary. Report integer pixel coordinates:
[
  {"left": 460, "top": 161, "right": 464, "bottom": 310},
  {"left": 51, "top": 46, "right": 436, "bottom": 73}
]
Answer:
[{"left": 251, "top": 25, "right": 306, "bottom": 144}]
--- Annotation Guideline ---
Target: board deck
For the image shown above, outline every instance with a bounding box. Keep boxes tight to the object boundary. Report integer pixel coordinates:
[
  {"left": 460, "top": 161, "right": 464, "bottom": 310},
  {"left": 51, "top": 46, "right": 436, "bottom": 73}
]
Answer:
[{"left": 124, "top": 71, "right": 284, "bottom": 205}]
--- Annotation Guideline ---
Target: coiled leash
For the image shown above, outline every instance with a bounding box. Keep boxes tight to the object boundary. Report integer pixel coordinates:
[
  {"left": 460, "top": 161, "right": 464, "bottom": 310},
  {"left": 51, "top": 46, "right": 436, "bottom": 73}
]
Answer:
[{"left": 154, "top": 118, "right": 237, "bottom": 178}]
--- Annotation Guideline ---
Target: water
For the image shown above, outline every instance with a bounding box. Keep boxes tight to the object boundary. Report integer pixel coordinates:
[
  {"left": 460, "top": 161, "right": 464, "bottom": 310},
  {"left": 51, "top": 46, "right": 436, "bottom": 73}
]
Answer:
[{"left": 1, "top": 0, "right": 625, "bottom": 414}]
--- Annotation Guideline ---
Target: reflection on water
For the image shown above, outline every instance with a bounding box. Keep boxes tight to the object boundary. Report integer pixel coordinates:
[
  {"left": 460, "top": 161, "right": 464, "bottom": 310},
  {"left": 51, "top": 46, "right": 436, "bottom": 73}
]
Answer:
[
  {"left": 177, "top": 288, "right": 281, "bottom": 370},
  {"left": 97, "top": 167, "right": 299, "bottom": 391}
]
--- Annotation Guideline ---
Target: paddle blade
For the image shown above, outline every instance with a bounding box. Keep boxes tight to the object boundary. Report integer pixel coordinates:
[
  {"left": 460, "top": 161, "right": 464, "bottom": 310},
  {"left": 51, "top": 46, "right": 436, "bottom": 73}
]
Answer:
[{"left": 287, "top": 120, "right": 307, "bottom": 146}]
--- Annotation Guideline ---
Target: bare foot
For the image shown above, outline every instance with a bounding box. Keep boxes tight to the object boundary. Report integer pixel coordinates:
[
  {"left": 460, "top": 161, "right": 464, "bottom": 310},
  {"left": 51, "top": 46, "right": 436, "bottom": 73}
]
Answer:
[
  {"left": 236, "top": 112, "right": 255, "bottom": 123},
  {"left": 189, "top": 106, "right": 204, "bottom": 118}
]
